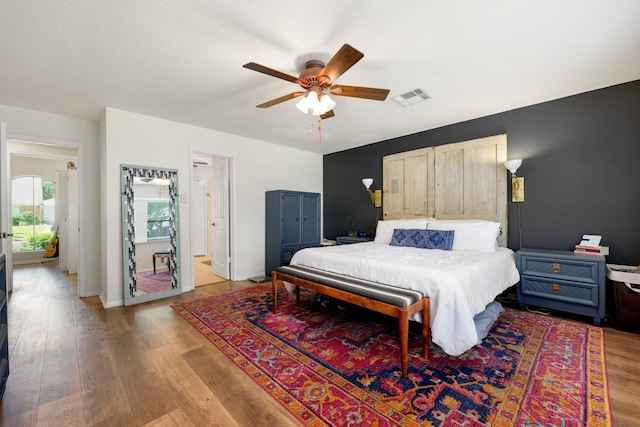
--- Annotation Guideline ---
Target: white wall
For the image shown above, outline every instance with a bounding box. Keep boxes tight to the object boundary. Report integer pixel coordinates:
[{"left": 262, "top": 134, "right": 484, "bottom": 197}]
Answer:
[
  {"left": 11, "top": 155, "right": 68, "bottom": 181},
  {"left": 0, "top": 103, "right": 101, "bottom": 296},
  {"left": 102, "top": 108, "right": 323, "bottom": 308}
]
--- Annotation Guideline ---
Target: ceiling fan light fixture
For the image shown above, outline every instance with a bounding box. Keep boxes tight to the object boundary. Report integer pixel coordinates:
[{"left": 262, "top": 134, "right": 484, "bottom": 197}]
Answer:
[
  {"left": 296, "top": 91, "right": 321, "bottom": 114},
  {"left": 295, "top": 95, "right": 309, "bottom": 113},
  {"left": 245, "top": 44, "right": 390, "bottom": 121},
  {"left": 320, "top": 94, "right": 336, "bottom": 112},
  {"left": 297, "top": 90, "right": 335, "bottom": 116}
]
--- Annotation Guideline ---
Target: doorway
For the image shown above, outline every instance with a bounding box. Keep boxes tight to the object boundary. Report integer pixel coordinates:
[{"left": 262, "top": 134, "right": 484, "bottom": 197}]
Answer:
[
  {"left": 191, "top": 151, "right": 233, "bottom": 287},
  {"left": 2, "top": 136, "right": 83, "bottom": 294}
]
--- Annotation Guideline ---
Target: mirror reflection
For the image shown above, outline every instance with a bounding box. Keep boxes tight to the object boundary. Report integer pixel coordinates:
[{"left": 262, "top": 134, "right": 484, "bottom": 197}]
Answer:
[{"left": 121, "top": 165, "right": 180, "bottom": 305}]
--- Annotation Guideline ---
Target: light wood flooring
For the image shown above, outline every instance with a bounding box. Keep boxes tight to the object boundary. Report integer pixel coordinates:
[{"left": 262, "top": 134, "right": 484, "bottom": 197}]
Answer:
[
  {"left": 0, "top": 262, "right": 639, "bottom": 426},
  {"left": 193, "top": 256, "right": 226, "bottom": 287}
]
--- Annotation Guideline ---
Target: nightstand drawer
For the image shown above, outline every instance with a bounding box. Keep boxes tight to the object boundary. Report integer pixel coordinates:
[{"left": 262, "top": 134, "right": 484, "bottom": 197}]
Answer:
[
  {"left": 519, "top": 255, "right": 600, "bottom": 285},
  {"left": 520, "top": 276, "right": 599, "bottom": 308}
]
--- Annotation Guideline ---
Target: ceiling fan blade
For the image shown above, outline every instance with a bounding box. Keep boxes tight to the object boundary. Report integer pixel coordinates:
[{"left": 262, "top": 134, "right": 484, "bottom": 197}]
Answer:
[
  {"left": 243, "top": 62, "right": 300, "bottom": 84},
  {"left": 256, "top": 92, "right": 304, "bottom": 108},
  {"left": 318, "top": 44, "right": 364, "bottom": 84},
  {"left": 320, "top": 110, "right": 335, "bottom": 120},
  {"left": 330, "top": 85, "right": 390, "bottom": 101}
]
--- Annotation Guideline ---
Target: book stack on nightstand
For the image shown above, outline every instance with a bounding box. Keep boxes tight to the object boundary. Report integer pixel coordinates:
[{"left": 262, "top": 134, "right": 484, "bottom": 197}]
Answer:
[
  {"left": 573, "top": 234, "right": 609, "bottom": 256},
  {"left": 574, "top": 245, "right": 606, "bottom": 256}
]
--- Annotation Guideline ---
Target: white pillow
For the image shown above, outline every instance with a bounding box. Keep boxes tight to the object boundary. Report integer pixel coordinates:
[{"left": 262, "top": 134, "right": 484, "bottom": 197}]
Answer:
[
  {"left": 374, "top": 218, "right": 430, "bottom": 244},
  {"left": 427, "top": 219, "right": 500, "bottom": 252}
]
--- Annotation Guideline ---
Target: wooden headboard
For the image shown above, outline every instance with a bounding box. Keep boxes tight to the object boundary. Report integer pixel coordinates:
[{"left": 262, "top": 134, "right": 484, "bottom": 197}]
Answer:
[{"left": 382, "top": 134, "right": 508, "bottom": 247}]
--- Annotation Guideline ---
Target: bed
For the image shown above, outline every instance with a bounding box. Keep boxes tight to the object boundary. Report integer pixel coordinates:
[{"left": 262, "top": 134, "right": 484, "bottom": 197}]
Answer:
[
  {"left": 287, "top": 218, "right": 520, "bottom": 357},
  {"left": 287, "top": 134, "right": 519, "bottom": 357}
]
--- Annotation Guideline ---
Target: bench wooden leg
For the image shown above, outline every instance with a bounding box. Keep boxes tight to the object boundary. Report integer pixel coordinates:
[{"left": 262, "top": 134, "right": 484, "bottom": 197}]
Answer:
[
  {"left": 422, "top": 298, "right": 430, "bottom": 360},
  {"left": 271, "top": 272, "right": 278, "bottom": 313},
  {"left": 398, "top": 310, "right": 409, "bottom": 377}
]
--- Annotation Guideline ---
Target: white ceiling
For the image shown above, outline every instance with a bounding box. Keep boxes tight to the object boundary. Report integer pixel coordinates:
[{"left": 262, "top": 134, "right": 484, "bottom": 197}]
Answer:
[{"left": 1, "top": 1, "right": 639, "bottom": 155}]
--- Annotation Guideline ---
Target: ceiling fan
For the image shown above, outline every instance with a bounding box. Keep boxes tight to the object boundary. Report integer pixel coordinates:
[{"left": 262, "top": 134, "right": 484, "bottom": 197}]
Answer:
[{"left": 243, "top": 44, "right": 389, "bottom": 119}]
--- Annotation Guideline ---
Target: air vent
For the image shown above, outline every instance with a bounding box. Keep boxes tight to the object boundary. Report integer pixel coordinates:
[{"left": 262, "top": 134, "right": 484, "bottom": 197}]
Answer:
[{"left": 392, "top": 88, "right": 432, "bottom": 107}]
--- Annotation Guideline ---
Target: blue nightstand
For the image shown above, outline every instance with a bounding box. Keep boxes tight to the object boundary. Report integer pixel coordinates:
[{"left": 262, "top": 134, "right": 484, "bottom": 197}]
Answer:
[{"left": 516, "top": 248, "right": 606, "bottom": 325}]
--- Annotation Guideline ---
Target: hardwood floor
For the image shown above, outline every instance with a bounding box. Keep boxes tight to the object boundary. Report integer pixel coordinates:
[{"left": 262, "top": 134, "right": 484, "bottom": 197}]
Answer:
[
  {"left": 1, "top": 262, "right": 639, "bottom": 426},
  {"left": 193, "top": 256, "right": 226, "bottom": 287}
]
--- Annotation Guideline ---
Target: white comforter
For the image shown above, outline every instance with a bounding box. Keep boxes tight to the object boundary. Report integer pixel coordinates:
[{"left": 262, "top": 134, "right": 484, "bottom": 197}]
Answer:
[{"left": 290, "top": 242, "right": 520, "bottom": 356}]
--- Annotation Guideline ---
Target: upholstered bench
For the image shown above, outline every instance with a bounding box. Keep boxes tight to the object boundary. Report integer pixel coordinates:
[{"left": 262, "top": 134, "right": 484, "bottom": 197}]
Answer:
[{"left": 272, "top": 264, "right": 430, "bottom": 377}]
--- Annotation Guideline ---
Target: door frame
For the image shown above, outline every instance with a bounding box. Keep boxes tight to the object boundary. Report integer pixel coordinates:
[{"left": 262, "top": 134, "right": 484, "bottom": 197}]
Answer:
[
  {"left": 189, "top": 149, "right": 235, "bottom": 286},
  {"left": 6, "top": 132, "right": 85, "bottom": 296},
  {"left": 0, "top": 123, "right": 12, "bottom": 292}
]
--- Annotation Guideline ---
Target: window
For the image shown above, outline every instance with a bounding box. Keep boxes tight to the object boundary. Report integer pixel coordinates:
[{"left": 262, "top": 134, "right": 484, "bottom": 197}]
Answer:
[
  {"left": 132, "top": 180, "right": 172, "bottom": 244},
  {"left": 146, "top": 200, "right": 171, "bottom": 240},
  {"left": 133, "top": 198, "right": 171, "bottom": 243},
  {"left": 11, "top": 176, "right": 56, "bottom": 252}
]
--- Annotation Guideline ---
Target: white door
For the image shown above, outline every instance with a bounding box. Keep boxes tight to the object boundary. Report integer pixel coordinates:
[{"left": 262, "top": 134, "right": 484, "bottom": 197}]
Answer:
[
  {"left": 192, "top": 180, "right": 207, "bottom": 256},
  {"left": 67, "top": 167, "right": 78, "bottom": 273},
  {"left": 57, "top": 170, "right": 69, "bottom": 271},
  {"left": 210, "top": 157, "right": 229, "bottom": 278},
  {"left": 0, "top": 123, "right": 13, "bottom": 292}
]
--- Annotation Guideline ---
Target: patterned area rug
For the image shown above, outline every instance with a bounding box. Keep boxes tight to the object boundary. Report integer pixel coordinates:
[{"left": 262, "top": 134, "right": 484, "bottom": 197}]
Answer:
[
  {"left": 171, "top": 284, "right": 611, "bottom": 426},
  {"left": 136, "top": 270, "right": 173, "bottom": 293}
]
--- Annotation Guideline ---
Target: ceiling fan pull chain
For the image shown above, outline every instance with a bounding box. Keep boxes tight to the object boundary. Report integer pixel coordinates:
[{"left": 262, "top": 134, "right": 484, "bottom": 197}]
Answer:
[{"left": 318, "top": 119, "right": 322, "bottom": 144}]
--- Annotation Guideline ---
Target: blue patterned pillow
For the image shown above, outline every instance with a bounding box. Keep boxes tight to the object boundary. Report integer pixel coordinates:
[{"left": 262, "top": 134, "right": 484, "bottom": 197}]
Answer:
[{"left": 389, "top": 228, "right": 455, "bottom": 250}]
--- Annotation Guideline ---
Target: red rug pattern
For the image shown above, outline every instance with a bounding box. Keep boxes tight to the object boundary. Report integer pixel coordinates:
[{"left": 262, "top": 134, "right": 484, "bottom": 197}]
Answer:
[
  {"left": 136, "top": 269, "right": 172, "bottom": 293},
  {"left": 171, "top": 284, "right": 611, "bottom": 426}
]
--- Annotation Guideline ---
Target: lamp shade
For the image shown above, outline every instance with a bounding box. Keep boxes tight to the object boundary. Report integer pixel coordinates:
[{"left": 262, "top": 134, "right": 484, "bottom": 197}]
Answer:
[
  {"left": 296, "top": 91, "right": 319, "bottom": 114},
  {"left": 504, "top": 159, "right": 522, "bottom": 174},
  {"left": 362, "top": 178, "right": 373, "bottom": 190},
  {"left": 295, "top": 95, "right": 309, "bottom": 113},
  {"left": 319, "top": 94, "right": 336, "bottom": 113},
  {"left": 297, "top": 91, "right": 335, "bottom": 115}
]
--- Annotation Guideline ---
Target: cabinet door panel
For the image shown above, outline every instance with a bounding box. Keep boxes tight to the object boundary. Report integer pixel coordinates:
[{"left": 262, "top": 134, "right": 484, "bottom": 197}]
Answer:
[
  {"left": 469, "top": 143, "right": 500, "bottom": 214},
  {"left": 405, "top": 150, "right": 433, "bottom": 217},
  {"left": 301, "top": 194, "right": 320, "bottom": 245},
  {"left": 282, "top": 193, "right": 302, "bottom": 245},
  {"left": 436, "top": 147, "right": 465, "bottom": 215},
  {"left": 383, "top": 147, "right": 434, "bottom": 220},
  {"left": 435, "top": 134, "right": 507, "bottom": 247},
  {"left": 382, "top": 155, "right": 404, "bottom": 219}
]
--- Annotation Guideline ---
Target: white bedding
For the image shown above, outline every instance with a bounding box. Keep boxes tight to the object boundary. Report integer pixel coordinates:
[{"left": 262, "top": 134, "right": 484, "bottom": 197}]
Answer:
[{"left": 289, "top": 242, "right": 520, "bottom": 356}]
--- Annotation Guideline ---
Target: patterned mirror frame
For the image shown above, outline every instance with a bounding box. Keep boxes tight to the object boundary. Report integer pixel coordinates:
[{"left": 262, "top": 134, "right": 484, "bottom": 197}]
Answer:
[{"left": 121, "top": 165, "right": 180, "bottom": 303}]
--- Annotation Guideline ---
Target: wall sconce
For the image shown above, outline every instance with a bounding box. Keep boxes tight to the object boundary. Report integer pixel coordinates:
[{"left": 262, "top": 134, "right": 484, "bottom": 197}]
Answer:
[
  {"left": 362, "top": 178, "right": 382, "bottom": 207},
  {"left": 504, "top": 159, "right": 524, "bottom": 202}
]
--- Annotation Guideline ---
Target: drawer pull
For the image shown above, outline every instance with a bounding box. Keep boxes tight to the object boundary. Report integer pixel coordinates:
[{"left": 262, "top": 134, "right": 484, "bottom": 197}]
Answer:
[
  {"left": 552, "top": 263, "right": 560, "bottom": 273},
  {"left": 553, "top": 283, "right": 561, "bottom": 294}
]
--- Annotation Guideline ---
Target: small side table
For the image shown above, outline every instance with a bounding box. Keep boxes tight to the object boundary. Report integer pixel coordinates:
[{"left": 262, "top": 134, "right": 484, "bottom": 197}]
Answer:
[
  {"left": 153, "top": 251, "right": 171, "bottom": 274},
  {"left": 336, "top": 236, "right": 373, "bottom": 245}
]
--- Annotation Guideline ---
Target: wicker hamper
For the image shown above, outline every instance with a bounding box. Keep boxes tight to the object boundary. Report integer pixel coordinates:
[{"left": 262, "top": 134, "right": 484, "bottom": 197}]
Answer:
[{"left": 607, "top": 264, "right": 640, "bottom": 332}]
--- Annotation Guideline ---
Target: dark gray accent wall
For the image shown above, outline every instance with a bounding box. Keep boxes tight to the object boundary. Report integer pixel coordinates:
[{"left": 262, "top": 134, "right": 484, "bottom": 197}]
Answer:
[{"left": 323, "top": 79, "right": 640, "bottom": 265}]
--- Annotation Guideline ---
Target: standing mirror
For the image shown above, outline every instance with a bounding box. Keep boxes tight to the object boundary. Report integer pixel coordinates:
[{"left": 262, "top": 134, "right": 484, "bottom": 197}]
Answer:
[{"left": 121, "top": 165, "right": 180, "bottom": 305}]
